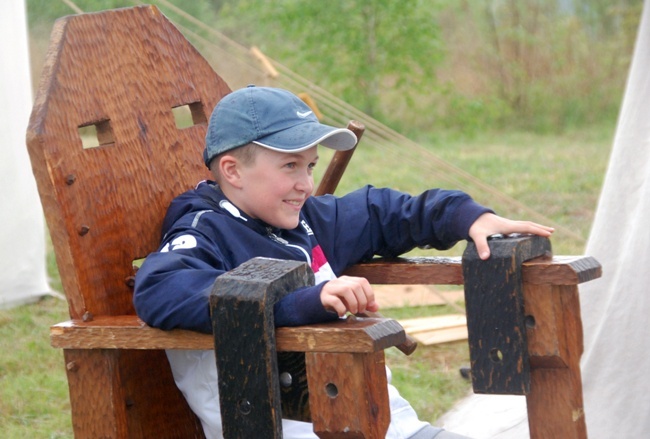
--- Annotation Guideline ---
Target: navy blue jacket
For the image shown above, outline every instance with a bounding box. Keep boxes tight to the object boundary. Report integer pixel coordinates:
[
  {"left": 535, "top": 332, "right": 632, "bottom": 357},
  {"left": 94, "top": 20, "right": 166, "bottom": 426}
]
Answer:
[{"left": 133, "top": 181, "right": 491, "bottom": 333}]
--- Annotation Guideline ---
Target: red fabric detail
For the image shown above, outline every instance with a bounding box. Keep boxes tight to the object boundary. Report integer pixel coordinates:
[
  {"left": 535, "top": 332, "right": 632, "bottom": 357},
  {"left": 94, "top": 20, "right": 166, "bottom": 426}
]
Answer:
[{"left": 311, "top": 245, "right": 329, "bottom": 274}]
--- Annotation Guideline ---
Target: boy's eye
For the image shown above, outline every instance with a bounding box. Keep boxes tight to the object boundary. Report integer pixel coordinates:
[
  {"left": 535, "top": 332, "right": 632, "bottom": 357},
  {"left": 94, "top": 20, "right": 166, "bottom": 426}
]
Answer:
[
  {"left": 284, "top": 162, "right": 296, "bottom": 169},
  {"left": 308, "top": 162, "right": 317, "bottom": 170}
]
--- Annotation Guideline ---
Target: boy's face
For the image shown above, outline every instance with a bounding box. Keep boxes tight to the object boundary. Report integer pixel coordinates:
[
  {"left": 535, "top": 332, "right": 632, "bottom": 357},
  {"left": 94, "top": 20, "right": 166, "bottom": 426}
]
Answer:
[{"left": 226, "top": 146, "right": 319, "bottom": 229}]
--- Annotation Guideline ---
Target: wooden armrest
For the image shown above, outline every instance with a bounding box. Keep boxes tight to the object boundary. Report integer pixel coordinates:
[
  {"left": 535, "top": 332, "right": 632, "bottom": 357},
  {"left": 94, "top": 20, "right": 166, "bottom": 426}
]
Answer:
[
  {"left": 344, "top": 255, "right": 601, "bottom": 285},
  {"left": 51, "top": 254, "right": 600, "bottom": 352},
  {"left": 50, "top": 316, "right": 212, "bottom": 350},
  {"left": 50, "top": 314, "right": 405, "bottom": 353},
  {"left": 276, "top": 316, "right": 405, "bottom": 352}
]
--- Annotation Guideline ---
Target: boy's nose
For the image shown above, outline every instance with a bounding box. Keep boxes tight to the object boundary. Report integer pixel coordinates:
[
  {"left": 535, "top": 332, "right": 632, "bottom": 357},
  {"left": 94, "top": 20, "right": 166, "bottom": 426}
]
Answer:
[{"left": 295, "top": 173, "right": 314, "bottom": 194}]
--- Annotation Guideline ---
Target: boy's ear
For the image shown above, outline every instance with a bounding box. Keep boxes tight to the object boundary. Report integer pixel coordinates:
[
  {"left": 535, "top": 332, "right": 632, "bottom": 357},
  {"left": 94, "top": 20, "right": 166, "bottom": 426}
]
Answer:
[{"left": 218, "top": 155, "right": 243, "bottom": 188}]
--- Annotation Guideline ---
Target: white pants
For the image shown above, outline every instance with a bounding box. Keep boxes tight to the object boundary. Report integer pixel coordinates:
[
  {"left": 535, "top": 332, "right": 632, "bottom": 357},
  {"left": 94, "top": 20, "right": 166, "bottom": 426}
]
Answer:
[{"left": 166, "top": 349, "right": 440, "bottom": 439}]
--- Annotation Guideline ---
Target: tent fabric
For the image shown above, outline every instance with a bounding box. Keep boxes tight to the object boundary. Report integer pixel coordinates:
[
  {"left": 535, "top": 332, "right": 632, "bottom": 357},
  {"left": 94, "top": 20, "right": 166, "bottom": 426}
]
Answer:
[
  {"left": 438, "top": 394, "right": 528, "bottom": 438},
  {"left": 438, "top": 2, "right": 650, "bottom": 437},
  {"left": 0, "top": 0, "right": 50, "bottom": 309},
  {"left": 578, "top": 0, "right": 650, "bottom": 435}
]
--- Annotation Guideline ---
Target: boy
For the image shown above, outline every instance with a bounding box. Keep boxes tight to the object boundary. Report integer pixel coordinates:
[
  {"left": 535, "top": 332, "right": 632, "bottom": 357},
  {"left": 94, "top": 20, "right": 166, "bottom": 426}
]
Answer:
[{"left": 134, "top": 86, "right": 554, "bottom": 439}]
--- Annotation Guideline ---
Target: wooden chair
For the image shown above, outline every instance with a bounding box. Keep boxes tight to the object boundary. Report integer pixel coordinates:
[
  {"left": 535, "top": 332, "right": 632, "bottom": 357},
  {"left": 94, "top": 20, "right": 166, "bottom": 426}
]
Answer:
[{"left": 27, "top": 6, "right": 601, "bottom": 439}]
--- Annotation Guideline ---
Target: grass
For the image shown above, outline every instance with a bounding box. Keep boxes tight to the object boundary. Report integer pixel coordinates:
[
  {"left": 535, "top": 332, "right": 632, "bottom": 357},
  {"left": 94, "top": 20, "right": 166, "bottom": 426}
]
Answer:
[
  {"left": 0, "top": 126, "right": 614, "bottom": 436},
  {"left": 0, "top": 297, "right": 71, "bottom": 439}
]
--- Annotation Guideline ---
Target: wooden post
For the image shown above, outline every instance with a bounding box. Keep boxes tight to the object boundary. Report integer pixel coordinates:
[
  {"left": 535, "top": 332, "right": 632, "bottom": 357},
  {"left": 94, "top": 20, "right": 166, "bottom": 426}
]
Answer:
[
  {"left": 210, "top": 258, "right": 312, "bottom": 438},
  {"left": 210, "top": 257, "right": 395, "bottom": 438},
  {"left": 462, "top": 235, "right": 552, "bottom": 394},
  {"left": 524, "top": 283, "right": 587, "bottom": 438},
  {"left": 314, "top": 120, "right": 364, "bottom": 197},
  {"left": 463, "top": 236, "right": 592, "bottom": 439},
  {"left": 306, "top": 350, "right": 389, "bottom": 438}
]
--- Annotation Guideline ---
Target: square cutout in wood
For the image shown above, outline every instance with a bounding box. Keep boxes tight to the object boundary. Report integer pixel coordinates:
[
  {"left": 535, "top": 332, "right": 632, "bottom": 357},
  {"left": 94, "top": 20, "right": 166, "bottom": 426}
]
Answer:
[
  {"left": 172, "top": 102, "right": 207, "bottom": 130},
  {"left": 78, "top": 119, "right": 114, "bottom": 149}
]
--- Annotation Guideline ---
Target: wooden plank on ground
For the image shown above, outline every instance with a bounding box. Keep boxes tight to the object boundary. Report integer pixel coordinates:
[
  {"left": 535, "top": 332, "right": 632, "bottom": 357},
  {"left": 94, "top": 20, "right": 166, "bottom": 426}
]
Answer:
[{"left": 398, "top": 314, "right": 468, "bottom": 346}]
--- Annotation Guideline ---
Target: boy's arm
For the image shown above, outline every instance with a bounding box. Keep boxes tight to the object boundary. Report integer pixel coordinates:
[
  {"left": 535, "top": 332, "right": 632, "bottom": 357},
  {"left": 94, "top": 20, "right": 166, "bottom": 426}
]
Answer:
[
  {"left": 307, "top": 185, "right": 494, "bottom": 272},
  {"left": 134, "top": 228, "right": 341, "bottom": 332},
  {"left": 273, "top": 283, "right": 340, "bottom": 327},
  {"left": 274, "top": 276, "right": 381, "bottom": 326}
]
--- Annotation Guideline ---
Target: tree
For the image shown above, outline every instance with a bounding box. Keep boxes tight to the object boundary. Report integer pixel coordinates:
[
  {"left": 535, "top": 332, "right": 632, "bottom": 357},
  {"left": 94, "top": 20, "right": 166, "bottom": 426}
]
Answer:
[{"left": 215, "top": 0, "right": 446, "bottom": 119}]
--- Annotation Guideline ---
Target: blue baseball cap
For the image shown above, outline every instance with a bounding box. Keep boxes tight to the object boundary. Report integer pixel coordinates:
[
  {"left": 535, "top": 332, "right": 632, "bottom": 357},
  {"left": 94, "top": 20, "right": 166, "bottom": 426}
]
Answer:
[{"left": 203, "top": 86, "right": 357, "bottom": 167}]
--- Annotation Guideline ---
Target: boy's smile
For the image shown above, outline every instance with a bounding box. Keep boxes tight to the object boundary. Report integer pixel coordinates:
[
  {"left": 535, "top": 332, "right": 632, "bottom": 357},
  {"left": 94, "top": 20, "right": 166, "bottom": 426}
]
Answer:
[{"left": 223, "top": 146, "right": 319, "bottom": 230}]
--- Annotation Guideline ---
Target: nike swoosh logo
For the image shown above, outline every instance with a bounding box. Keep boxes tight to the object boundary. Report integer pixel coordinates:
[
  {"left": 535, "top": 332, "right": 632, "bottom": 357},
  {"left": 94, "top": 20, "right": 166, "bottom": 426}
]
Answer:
[{"left": 296, "top": 110, "right": 313, "bottom": 118}]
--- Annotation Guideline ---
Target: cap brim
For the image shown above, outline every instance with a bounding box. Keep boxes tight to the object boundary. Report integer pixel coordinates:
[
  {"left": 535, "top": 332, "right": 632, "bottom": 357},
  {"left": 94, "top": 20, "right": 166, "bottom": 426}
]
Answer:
[{"left": 253, "top": 123, "right": 357, "bottom": 153}]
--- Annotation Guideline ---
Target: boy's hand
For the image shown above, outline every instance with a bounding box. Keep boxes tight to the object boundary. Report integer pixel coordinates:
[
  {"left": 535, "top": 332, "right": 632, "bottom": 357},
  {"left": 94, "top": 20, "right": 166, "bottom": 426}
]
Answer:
[
  {"left": 468, "top": 212, "right": 555, "bottom": 260},
  {"left": 320, "top": 276, "right": 380, "bottom": 317}
]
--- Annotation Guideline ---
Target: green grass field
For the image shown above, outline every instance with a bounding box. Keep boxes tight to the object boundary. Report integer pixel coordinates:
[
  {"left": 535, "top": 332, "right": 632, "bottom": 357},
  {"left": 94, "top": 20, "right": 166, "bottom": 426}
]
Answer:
[{"left": 0, "top": 126, "right": 614, "bottom": 437}]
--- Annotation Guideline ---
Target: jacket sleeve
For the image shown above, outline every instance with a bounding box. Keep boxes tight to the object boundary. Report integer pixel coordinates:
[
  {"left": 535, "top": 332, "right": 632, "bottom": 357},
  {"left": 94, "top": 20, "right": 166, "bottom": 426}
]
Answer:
[
  {"left": 274, "top": 284, "right": 340, "bottom": 327},
  {"left": 133, "top": 228, "right": 227, "bottom": 333},
  {"left": 305, "top": 185, "right": 493, "bottom": 274}
]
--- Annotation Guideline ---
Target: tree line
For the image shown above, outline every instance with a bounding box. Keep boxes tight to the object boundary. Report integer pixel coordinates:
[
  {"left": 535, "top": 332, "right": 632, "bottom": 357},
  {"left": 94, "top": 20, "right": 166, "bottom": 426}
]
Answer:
[{"left": 28, "top": 0, "right": 644, "bottom": 135}]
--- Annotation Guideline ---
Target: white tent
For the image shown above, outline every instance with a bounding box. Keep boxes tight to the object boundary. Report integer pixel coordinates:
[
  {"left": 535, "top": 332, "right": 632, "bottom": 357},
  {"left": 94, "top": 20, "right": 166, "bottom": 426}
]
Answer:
[
  {"left": 439, "top": 1, "right": 650, "bottom": 437},
  {"left": 0, "top": 0, "right": 50, "bottom": 309},
  {"left": 578, "top": 0, "right": 650, "bottom": 434}
]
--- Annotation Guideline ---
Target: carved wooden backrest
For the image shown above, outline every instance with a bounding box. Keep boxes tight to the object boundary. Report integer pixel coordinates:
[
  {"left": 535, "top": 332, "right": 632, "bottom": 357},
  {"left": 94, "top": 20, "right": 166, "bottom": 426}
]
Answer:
[
  {"left": 27, "top": 5, "right": 228, "bottom": 320},
  {"left": 26, "top": 7, "right": 235, "bottom": 437}
]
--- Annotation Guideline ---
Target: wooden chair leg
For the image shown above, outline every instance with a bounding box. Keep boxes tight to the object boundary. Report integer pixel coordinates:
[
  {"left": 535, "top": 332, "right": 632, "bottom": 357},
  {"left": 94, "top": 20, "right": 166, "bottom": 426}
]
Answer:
[
  {"left": 306, "top": 351, "right": 390, "bottom": 438},
  {"left": 524, "top": 284, "right": 587, "bottom": 439},
  {"left": 64, "top": 349, "right": 204, "bottom": 439},
  {"left": 64, "top": 349, "right": 129, "bottom": 438}
]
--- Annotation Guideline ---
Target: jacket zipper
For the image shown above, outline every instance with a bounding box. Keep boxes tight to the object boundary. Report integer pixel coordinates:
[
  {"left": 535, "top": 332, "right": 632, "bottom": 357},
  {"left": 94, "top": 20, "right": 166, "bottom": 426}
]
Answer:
[{"left": 266, "top": 228, "right": 312, "bottom": 266}]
